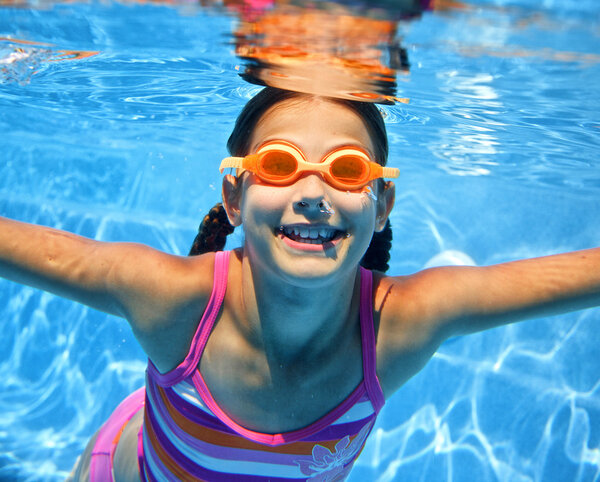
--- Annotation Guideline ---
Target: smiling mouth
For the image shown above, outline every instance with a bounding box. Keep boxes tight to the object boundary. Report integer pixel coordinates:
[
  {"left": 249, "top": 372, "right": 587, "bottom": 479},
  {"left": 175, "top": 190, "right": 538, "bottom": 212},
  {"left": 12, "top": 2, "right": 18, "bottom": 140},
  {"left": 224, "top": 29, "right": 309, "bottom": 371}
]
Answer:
[{"left": 276, "top": 225, "right": 346, "bottom": 245}]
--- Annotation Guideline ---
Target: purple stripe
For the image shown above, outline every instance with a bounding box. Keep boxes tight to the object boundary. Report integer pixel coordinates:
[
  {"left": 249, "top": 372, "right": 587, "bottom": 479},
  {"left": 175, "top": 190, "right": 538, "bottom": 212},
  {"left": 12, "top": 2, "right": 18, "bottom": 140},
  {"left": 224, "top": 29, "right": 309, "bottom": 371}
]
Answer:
[
  {"left": 148, "top": 381, "right": 321, "bottom": 466},
  {"left": 161, "top": 378, "right": 375, "bottom": 444},
  {"left": 143, "top": 429, "right": 184, "bottom": 482},
  {"left": 192, "top": 372, "right": 370, "bottom": 446},
  {"left": 153, "top": 394, "right": 374, "bottom": 467},
  {"left": 145, "top": 405, "right": 302, "bottom": 481},
  {"left": 151, "top": 408, "right": 306, "bottom": 466},
  {"left": 146, "top": 400, "right": 214, "bottom": 477},
  {"left": 146, "top": 379, "right": 230, "bottom": 440},
  {"left": 162, "top": 382, "right": 234, "bottom": 432}
]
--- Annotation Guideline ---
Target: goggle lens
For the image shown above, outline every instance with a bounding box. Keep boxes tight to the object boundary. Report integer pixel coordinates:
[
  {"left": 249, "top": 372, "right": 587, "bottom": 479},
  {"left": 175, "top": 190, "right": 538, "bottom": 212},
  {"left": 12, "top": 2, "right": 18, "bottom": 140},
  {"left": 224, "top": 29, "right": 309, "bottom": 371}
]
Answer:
[
  {"left": 330, "top": 156, "right": 367, "bottom": 185},
  {"left": 260, "top": 151, "right": 298, "bottom": 179}
]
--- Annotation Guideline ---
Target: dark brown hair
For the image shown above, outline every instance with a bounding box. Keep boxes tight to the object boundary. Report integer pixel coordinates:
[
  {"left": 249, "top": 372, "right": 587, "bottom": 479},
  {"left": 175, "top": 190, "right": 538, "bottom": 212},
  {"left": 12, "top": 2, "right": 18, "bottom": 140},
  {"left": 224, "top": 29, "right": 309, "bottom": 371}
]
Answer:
[{"left": 189, "top": 87, "right": 393, "bottom": 272}]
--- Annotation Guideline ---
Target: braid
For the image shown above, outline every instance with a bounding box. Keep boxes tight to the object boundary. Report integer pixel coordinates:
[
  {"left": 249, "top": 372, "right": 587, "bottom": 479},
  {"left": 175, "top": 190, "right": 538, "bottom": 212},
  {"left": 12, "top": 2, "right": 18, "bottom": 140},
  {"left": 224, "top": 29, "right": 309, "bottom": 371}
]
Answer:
[
  {"left": 360, "top": 219, "right": 392, "bottom": 272},
  {"left": 189, "top": 203, "right": 235, "bottom": 256}
]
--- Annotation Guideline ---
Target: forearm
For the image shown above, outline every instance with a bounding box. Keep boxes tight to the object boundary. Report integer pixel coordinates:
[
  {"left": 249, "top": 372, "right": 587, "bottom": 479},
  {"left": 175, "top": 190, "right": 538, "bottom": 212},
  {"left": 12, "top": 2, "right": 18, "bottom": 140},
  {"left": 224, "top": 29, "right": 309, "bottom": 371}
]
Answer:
[{"left": 454, "top": 247, "right": 600, "bottom": 334}]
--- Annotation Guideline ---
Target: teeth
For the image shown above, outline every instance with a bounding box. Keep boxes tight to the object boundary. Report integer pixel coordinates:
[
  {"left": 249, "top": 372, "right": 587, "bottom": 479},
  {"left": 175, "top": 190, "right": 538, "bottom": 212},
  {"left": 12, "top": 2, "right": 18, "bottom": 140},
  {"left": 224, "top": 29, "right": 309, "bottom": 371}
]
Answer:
[{"left": 281, "top": 226, "right": 340, "bottom": 242}]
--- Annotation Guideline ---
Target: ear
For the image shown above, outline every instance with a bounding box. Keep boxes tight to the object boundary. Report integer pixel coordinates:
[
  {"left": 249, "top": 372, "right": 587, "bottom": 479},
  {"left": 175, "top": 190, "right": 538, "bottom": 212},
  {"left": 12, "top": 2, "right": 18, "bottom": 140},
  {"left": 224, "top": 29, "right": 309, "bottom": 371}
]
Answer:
[
  {"left": 374, "top": 181, "right": 395, "bottom": 232},
  {"left": 222, "top": 174, "right": 244, "bottom": 227}
]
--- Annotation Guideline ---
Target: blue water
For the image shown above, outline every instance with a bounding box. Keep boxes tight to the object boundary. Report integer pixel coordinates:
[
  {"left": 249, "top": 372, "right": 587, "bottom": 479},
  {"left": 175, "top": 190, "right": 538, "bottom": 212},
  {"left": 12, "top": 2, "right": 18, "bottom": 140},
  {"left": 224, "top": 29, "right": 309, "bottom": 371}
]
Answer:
[{"left": 1, "top": 1, "right": 599, "bottom": 480}]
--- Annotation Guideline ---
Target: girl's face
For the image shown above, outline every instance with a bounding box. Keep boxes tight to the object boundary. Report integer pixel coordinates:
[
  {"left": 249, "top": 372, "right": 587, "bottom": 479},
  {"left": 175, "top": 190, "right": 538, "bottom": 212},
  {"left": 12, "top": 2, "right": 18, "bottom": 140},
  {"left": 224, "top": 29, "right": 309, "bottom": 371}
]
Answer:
[{"left": 224, "top": 97, "right": 394, "bottom": 286}]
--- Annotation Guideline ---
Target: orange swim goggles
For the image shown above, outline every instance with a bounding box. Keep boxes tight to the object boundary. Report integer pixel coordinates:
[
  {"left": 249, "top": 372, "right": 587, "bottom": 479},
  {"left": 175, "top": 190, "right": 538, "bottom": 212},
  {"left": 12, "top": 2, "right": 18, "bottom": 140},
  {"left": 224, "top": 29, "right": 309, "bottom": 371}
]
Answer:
[{"left": 219, "top": 140, "right": 399, "bottom": 190}]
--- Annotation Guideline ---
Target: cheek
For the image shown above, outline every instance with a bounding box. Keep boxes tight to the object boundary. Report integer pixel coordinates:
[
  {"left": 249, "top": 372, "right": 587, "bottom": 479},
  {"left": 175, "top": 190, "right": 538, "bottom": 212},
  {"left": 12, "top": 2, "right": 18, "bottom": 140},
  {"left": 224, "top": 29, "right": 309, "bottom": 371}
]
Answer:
[
  {"left": 332, "top": 190, "right": 377, "bottom": 219},
  {"left": 240, "top": 183, "right": 288, "bottom": 226}
]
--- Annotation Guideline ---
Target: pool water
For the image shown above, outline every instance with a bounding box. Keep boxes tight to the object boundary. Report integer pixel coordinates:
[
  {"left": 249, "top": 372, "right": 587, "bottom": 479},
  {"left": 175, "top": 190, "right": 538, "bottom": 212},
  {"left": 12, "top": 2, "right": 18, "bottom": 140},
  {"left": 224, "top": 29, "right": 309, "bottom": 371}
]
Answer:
[{"left": 1, "top": 0, "right": 599, "bottom": 480}]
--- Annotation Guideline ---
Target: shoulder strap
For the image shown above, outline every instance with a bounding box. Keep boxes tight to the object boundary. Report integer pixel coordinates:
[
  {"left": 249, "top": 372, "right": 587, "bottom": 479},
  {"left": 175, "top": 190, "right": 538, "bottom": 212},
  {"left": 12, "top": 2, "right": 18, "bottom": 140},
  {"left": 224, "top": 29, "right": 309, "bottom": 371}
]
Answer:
[
  {"left": 147, "top": 250, "right": 231, "bottom": 386},
  {"left": 359, "top": 267, "right": 385, "bottom": 413}
]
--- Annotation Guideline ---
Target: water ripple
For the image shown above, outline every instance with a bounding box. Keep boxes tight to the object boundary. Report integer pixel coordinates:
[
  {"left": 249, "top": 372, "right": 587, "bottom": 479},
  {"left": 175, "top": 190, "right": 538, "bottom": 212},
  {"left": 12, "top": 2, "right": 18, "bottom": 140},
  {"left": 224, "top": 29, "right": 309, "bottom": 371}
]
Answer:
[{"left": 1, "top": 1, "right": 600, "bottom": 481}]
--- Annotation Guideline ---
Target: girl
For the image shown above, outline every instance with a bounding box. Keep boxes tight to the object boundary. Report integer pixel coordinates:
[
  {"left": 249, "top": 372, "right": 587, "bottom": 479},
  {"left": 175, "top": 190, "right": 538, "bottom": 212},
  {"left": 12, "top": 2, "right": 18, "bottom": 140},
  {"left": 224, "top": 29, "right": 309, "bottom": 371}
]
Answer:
[{"left": 1, "top": 87, "right": 599, "bottom": 481}]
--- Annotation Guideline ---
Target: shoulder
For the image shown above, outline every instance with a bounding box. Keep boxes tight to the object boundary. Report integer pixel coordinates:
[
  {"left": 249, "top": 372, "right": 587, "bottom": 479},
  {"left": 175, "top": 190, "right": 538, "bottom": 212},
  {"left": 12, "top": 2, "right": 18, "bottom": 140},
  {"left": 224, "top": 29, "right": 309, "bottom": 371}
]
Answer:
[
  {"left": 371, "top": 271, "right": 439, "bottom": 354},
  {"left": 120, "top": 250, "right": 223, "bottom": 370},
  {"left": 372, "top": 266, "right": 482, "bottom": 334},
  {"left": 370, "top": 268, "right": 468, "bottom": 397},
  {"left": 109, "top": 246, "right": 218, "bottom": 323}
]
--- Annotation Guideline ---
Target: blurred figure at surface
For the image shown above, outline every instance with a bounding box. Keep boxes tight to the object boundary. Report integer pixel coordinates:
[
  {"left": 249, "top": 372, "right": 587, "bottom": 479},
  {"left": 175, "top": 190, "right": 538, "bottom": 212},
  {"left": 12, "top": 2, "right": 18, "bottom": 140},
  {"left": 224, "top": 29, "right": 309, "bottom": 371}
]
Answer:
[{"left": 215, "top": 0, "right": 433, "bottom": 104}]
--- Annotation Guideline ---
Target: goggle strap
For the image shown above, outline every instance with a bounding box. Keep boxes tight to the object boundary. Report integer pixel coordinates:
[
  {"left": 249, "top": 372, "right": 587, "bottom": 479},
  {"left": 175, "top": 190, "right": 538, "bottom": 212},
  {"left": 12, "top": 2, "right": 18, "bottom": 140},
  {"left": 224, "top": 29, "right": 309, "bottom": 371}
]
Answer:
[
  {"left": 381, "top": 166, "right": 400, "bottom": 179},
  {"left": 219, "top": 157, "right": 243, "bottom": 173},
  {"left": 219, "top": 154, "right": 260, "bottom": 173}
]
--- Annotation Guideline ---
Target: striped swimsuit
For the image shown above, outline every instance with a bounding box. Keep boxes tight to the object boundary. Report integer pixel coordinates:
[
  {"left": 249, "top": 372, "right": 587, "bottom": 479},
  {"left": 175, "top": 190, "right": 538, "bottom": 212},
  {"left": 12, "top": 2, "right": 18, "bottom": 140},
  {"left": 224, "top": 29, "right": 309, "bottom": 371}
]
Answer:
[{"left": 90, "top": 250, "right": 385, "bottom": 481}]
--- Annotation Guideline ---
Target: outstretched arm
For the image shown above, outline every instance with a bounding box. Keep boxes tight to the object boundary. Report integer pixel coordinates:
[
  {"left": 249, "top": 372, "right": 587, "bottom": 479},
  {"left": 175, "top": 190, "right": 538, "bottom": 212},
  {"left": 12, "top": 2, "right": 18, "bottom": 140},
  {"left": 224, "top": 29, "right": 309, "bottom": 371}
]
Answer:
[
  {"left": 2, "top": 216, "right": 121, "bottom": 315},
  {"left": 0, "top": 216, "right": 213, "bottom": 365},
  {"left": 375, "top": 248, "right": 600, "bottom": 395},
  {"left": 430, "top": 248, "right": 600, "bottom": 336},
  {"left": 0, "top": 216, "right": 173, "bottom": 317}
]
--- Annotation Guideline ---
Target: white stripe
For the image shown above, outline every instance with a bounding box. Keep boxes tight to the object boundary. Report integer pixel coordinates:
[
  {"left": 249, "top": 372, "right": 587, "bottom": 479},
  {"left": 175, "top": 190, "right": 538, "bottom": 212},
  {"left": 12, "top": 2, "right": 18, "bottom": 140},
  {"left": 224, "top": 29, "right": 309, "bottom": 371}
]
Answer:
[
  {"left": 149, "top": 400, "right": 304, "bottom": 478},
  {"left": 330, "top": 399, "right": 375, "bottom": 425},
  {"left": 171, "top": 381, "right": 214, "bottom": 415}
]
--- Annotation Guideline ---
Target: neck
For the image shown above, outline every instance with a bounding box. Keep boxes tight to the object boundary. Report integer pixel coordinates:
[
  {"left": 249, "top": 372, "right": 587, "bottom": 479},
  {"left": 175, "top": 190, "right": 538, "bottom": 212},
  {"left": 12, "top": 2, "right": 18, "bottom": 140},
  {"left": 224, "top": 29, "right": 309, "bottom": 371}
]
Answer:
[{"left": 239, "top": 250, "right": 360, "bottom": 366}]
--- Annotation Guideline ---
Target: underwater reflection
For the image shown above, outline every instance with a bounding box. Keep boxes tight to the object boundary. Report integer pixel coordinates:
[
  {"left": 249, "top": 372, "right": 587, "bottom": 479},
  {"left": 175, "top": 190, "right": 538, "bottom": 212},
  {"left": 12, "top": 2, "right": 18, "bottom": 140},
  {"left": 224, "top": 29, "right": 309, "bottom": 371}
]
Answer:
[
  {"left": 224, "top": 1, "right": 423, "bottom": 104},
  {"left": 0, "top": 0, "right": 459, "bottom": 99}
]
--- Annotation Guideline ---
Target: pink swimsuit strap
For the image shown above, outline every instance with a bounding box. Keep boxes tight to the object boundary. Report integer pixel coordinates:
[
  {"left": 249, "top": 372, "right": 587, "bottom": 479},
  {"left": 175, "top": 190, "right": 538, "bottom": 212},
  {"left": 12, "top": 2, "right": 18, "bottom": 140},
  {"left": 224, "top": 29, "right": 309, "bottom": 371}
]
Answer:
[
  {"left": 359, "top": 266, "right": 385, "bottom": 413},
  {"left": 146, "top": 250, "right": 230, "bottom": 386}
]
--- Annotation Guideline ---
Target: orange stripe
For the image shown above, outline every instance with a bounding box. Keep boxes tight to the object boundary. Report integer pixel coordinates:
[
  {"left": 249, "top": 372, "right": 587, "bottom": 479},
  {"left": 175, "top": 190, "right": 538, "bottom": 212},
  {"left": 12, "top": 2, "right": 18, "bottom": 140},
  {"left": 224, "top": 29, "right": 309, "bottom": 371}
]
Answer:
[
  {"left": 144, "top": 409, "right": 205, "bottom": 481},
  {"left": 153, "top": 384, "right": 360, "bottom": 454},
  {"left": 111, "top": 418, "right": 129, "bottom": 446}
]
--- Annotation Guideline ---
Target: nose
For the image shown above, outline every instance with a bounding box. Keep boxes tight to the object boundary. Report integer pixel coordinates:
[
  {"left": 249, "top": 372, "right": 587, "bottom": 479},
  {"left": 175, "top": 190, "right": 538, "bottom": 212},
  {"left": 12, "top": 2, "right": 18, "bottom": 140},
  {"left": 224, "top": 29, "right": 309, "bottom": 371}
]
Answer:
[
  {"left": 295, "top": 200, "right": 334, "bottom": 216},
  {"left": 291, "top": 174, "right": 332, "bottom": 215}
]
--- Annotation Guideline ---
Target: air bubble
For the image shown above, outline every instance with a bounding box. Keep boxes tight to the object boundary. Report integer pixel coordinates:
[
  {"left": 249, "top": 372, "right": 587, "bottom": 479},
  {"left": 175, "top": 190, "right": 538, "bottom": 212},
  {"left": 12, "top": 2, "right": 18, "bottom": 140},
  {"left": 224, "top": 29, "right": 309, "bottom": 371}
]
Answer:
[
  {"left": 319, "top": 200, "right": 335, "bottom": 215},
  {"left": 362, "top": 186, "right": 378, "bottom": 201}
]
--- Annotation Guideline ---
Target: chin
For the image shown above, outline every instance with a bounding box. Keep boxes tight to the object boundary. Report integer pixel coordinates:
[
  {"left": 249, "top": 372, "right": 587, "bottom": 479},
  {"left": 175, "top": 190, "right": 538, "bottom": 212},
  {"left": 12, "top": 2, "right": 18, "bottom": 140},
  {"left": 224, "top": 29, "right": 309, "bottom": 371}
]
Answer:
[{"left": 273, "top": 246, "right": 361, "bottom": 288}]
